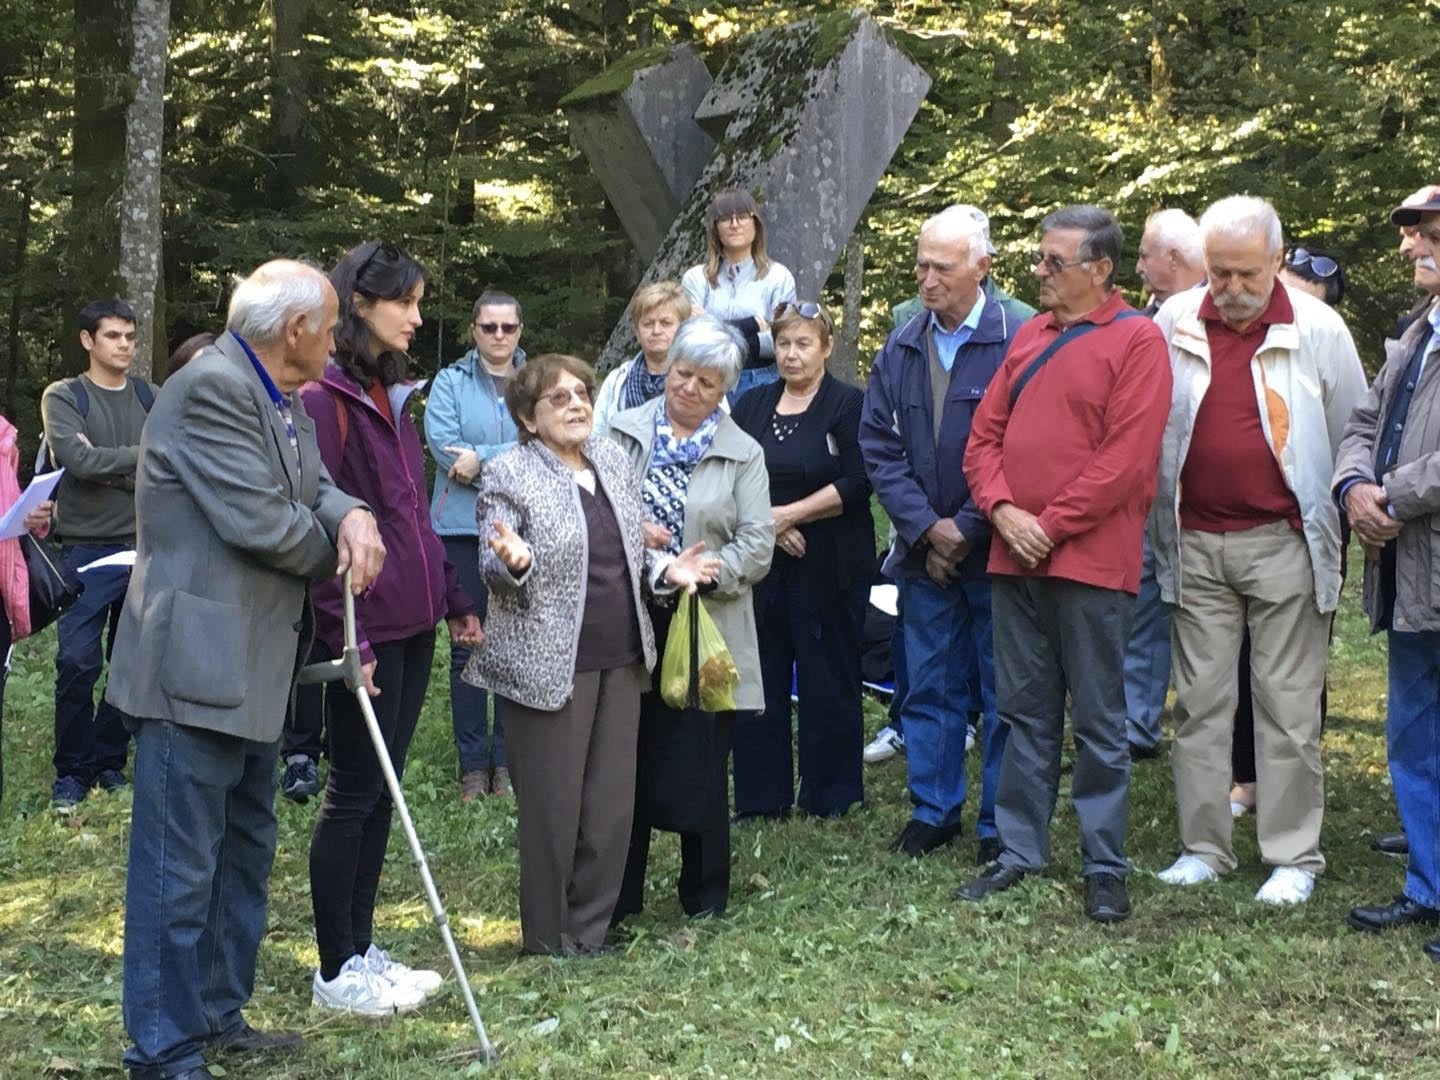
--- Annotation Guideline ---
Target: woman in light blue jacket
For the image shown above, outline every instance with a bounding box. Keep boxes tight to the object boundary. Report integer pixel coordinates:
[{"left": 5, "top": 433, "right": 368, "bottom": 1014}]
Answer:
[{"left": 424, "top": 290, "right": 526, "bottom": 801}]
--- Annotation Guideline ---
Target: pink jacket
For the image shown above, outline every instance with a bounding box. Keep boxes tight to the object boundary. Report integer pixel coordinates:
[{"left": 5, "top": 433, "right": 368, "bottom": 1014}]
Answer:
[{"left": 0, "top": 417, "right": 34, "bottom": 639}]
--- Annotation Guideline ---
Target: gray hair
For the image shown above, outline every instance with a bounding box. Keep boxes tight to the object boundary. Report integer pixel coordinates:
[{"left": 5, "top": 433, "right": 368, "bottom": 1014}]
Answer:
[
  {"left": 667, "top": 315, "right": 745, "bottom": 391},
  {"left": 1199, "top": 195, "right": 1283, "bottom": 256},
  {"left": 227, "top": 260, "right": 331, "bottom": 345},
  {"left": 1144, "top": 208, "right": 1203, "bottom": 264},
  {"left": 1040, "top": 205, "right": 1123, "bottom": 287},
  {"left": 919, "top": 205, "right": 991, "bottom": 266}
]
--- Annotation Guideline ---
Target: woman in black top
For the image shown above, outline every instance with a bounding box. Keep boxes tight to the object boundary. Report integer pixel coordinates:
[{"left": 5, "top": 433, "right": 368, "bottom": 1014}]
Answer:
[{"left": 730, "top": 301, "right": 874, "bottom": 819}]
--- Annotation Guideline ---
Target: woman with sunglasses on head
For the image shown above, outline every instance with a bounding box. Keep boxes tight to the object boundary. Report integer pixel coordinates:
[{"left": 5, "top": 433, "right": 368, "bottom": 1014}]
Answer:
[
  {"left": 424, "top": 290, "right": 527, "bottom": 802},
  {"left": 1280, "top": 246, "right": 1347, "bottom": 308},
  {"left": 729, "top": 301, "right": 873, "bottom": 821},
  {"left": 464, "top": 355, "right": 719, "bottom": 955},
  {"left": 301, "top": 241, "right": 482, "bottom": 1016},
  {"left": 682, "top": 188, "right": 797, "bottom": 403}
]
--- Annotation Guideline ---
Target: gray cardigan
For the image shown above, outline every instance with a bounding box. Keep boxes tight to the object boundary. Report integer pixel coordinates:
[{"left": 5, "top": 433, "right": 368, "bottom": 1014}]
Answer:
[
  {"left": 462, "top": 435, "right": 658, "bottom": 711},
  {"left": 610, "top": 397, "right": 773, "bottom": 711}
]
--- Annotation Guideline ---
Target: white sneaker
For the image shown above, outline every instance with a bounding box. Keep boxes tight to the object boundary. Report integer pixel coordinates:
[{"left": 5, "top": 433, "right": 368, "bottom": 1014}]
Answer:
[
  {"left": 365, "top": 943, "right": 442, "bottom": 996},
  {"left": 1157, "top": 853, "right": 1220, "bottom": 886},
  {"left": 312, "top": 954, "right": 426, "bottom": 1016},
  {"left": 863, "top": 727, "right": 905, "bottom": 764},
  {"left": 965, "top": 723, "right": 977, "bottom": 753},
  {"left": 1255, "top": 865, "right": 1315, "bottom": 906}
]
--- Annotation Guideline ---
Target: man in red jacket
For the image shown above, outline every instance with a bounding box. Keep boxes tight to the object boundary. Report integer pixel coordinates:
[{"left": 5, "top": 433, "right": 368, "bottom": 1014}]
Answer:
[{"left": 955, "top": 205, "right": 1172, "bottom": 923}]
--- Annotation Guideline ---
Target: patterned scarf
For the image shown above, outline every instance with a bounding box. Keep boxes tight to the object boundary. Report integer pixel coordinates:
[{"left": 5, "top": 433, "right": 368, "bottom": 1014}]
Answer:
[
  {"left": 621, "top": 353, "right": 668, "bottom": 412},
  {"left": 641, "top": 406, "right": 723, "bottom": 555}
]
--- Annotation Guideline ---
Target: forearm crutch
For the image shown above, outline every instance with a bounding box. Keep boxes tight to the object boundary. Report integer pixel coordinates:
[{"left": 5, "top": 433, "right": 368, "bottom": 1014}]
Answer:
[{"left": 299, "top": 571, "right": 498, "bottom": 1064}]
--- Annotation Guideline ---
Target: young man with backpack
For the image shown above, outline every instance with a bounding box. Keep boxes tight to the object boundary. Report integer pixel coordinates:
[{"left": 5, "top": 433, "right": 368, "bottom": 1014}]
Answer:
[{"left": 39, "top": 298, "right": 154, "bottom": 808}]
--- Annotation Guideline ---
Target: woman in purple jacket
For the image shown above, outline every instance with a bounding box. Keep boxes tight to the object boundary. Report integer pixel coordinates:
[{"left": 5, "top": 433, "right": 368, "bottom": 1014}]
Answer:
[{"left": 301, "top": 241, "right": 482, "bottom": 1017}]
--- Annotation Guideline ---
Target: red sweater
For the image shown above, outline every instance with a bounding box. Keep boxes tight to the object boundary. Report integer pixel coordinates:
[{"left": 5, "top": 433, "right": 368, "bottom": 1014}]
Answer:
[
  {"left": 1179, "top": 287, "right": 1301, "bottom": 532},
  {"left": 964, "top": 290, "right": 1173, "bottom": 593}
]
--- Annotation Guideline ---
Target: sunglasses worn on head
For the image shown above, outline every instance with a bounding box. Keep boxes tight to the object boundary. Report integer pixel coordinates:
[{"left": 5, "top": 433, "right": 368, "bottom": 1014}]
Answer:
[
  {"left": 476, "top": 321, "right": 520, "bottom": 335},
  {"left": 541, "top": 385, "right": 592, "bottom": 409},
  {"left": 773, "top": 300, "right": 835, "bottom": 335},
  {"left": 1286, "top": 248, "right": 1339, "bottom": 278}
]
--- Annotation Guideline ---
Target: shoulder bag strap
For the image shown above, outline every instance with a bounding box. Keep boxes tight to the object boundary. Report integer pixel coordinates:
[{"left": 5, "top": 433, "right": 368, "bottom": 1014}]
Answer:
[{"left": 1008, "top": 310, "right": 1145, "bottom": 407}]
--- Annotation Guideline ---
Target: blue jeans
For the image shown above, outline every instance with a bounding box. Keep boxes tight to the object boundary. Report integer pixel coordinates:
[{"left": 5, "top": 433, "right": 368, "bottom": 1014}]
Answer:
[
  {"left": 1123, "top": 537, "right": 1171, "bottom": 750},
  {"left": 728, "top": 363, "right": 779, "bottom": 406},
  {"left": 898, "top": 575, "right": 1007, "bottom": 836},
  {"left": 443, "top": 536, "right": 505, "bottom": 771},
  {"left": 1387, "top": 630, "right": 1440, "bottom": 908},
  {"left": 123, "top": 719, "right": 280, "bottom": 1076},
  {"left": 54, "top": 542, "right": 132, "bottom": 783}
]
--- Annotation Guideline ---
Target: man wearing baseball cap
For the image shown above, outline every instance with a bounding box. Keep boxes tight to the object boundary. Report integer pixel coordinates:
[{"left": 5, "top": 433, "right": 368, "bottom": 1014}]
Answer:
[{"left": 1337, "top": 184, "right": 1440, "bottom": 955}]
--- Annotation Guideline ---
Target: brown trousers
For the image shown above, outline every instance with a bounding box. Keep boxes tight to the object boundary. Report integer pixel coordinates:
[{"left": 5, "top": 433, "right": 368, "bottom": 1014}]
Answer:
[
  {"left": 1170, "top": 522, "right": 1329, "bottom": 874},
  {"left": 503, "top": 664, "right": 644, "bottom": 955}
]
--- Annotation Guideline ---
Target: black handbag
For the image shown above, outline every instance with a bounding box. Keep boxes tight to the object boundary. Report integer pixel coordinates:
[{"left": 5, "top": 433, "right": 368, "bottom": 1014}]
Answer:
[{"left": 22, "top": 534, "right": 83, "bottom": 633}]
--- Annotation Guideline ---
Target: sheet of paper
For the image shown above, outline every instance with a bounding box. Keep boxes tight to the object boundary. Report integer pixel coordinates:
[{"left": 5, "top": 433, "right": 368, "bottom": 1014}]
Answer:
[
  {"left": 78, "top": 550, "right": 137, "bottom": 573},
  {"left": 0, "top": 468, "right": 63, "bottom": 539}
]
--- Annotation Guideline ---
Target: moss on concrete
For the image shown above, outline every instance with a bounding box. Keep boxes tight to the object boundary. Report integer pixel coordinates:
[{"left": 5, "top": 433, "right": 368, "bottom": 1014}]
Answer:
[{"left": 559, "top": 45, "right": 672, "bottom": 109}]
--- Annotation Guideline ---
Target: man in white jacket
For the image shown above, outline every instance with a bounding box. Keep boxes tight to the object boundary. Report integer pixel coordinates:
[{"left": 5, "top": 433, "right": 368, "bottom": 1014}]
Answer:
[{"left": 1150, "top": 195, "right": 1366, "bottom": 905}]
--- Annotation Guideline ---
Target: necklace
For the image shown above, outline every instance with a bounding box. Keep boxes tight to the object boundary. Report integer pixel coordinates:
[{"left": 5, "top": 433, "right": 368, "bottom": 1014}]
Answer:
[{"left": 783, "top": 384, "right": 820, "bottom": 401}]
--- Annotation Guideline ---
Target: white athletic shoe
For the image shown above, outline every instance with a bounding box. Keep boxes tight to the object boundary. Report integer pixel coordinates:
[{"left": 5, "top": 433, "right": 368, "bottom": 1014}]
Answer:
[
  {"left": 863, "top": 727, "right": 905, "bottom": 764},
  {"left": 965, "top": 723, "right": 977, "bottom": 753},
  {"left": 312, "top": 954, "right": 426, "bottom": 1016},
  {"left": 1255, "top": 865, "right": 1315, "bottom": 906},
  {"left": 1157, "top": 853, "right": 1220, "bottom": 886},
  {"left": 365, "top": 943, "right": 443, "bottom": 996}
]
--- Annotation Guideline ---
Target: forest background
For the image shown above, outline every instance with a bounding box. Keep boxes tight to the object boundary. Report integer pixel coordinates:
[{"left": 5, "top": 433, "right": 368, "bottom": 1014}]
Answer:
[{"left": 3, "top": 0, "right": 1440, "bottom": 463}]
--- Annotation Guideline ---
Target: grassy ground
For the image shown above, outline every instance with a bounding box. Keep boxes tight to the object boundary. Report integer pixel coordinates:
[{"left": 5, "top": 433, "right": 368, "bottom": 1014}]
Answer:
[{"left": 1, "top": 553, "right": 1435, "bottom": 1079}]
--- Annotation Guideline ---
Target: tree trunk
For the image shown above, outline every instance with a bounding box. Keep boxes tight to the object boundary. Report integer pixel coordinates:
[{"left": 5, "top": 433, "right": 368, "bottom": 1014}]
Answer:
[
  {"left": 267, "top": 0, "right": 312, "bottom": 208},
  {"left": 832, "top": 231, "right": 864, "bottom": 385},
  {"left": 70, "top": 0, "right": 133, "bottom": 371},
  {"left": 6, "top": 183, "right": 32, "bottom": 420},
  {"left": 118, "top": 0, "right": 170, "bottom": 380}
]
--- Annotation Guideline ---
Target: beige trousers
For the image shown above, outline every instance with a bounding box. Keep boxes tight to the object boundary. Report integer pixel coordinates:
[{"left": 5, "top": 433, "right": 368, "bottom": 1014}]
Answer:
[{"left": 1170, "top": 522, "right": 1328, "bottom": 874}]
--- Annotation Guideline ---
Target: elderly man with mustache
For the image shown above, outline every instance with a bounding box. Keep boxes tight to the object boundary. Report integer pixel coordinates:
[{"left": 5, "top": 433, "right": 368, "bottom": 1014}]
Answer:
[{"left": 1150, "top": 195, "right": 1365, "bottom": 906}]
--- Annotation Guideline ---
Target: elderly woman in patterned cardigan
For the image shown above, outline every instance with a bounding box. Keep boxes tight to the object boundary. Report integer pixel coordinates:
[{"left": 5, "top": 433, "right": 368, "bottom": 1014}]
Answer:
[{"left": 463, "top": 353, "right": 719, "bottom": 956}]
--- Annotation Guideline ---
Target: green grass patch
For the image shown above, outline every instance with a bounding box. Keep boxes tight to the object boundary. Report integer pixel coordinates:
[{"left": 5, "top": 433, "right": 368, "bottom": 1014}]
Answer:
[{"left": 1, "top": 549, "right": 1435, "bottom": 1077}]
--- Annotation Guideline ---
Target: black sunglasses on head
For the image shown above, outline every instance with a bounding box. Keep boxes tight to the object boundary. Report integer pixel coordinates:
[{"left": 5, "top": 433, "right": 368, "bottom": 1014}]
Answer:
[
  {"left": 773, "top": 301, "right": 834, "bottom": 334},
  {"left": 1286, "top": 247, "right": 1339, "bottom": 278}
]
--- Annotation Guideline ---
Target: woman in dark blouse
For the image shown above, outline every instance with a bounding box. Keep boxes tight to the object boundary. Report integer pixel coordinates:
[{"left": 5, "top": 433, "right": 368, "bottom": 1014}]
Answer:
[{"left": 730, "top": 301, "right": 874, "bottom": 819}]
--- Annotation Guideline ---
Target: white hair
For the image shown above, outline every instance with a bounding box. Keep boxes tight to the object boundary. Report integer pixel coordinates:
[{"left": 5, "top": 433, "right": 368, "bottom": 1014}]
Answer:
[
  {"left": 1199, "top": 196, "right": 1283, "bottom": 256},
  {"left": 919, "top": 205, "right": 989, "bottom": 268},
  {"left": 667, "top": 315, "right": 745, "bottom": 391},
  {"left": 1144, "top": 208, "right": 1203, "bottom": 265},
  {"left": 227, "top": 260, "right": 330, "bottom": 345}
]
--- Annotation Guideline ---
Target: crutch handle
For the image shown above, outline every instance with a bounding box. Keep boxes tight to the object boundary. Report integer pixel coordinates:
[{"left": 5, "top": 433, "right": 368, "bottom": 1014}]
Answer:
[{"left": 296, "top": 568, "right": 365, "bottom": 691}]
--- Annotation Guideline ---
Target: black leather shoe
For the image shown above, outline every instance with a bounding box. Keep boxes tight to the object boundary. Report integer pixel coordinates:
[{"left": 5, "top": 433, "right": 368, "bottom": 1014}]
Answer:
[
  {"left": 976, "top": 837, "right": 1003, "bottom": 865},
  {"left": 889, "top": 819, "right": 962, "bottom": 858},
  {"left": 1371, "top": 832, "right": 1409, "bottom": 858},
  {"left": 1085, "top": 872, "right": 1131, "bottom": 924},
  {"left": 954, "top": 862, "right": 1027, "bottom": 902},
  {"left": 1423, "top": 939, "right": 1440, "bottom": 961},
  {"left": 130, "top": 1069, "right": 215, "bottom": 1080},
  {"left": 1347, "top": 896, "right": 1440, "bottom": 933},
  {"left": 212, "top": 1022, "right": 305, "bottom": 1054},
  {"left": 731, "top": 808, "right": 790, "bottom": 826}
]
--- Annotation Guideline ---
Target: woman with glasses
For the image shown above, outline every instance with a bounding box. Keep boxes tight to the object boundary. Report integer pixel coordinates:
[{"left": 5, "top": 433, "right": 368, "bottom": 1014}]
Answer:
[
  {"left": 729, "top": 301, "right": 873, "bottom": 820},
  {"left": 423, "top": 290, "right": 526, "bottom": 802},
  {"left": 464, "top": 354, "right": 719, "bottom": 955},
  {"left": 303, "top": 240, "right": 482, "bottom": 1015},
  {"left": 682, "top": 188, "right": 797, "bottom": 402},
  {"left": 593, "top": 281, "right": 692, "bottom": 436},
  {"left": 610, "top": 316, "right": 774, "bottom": 921}
]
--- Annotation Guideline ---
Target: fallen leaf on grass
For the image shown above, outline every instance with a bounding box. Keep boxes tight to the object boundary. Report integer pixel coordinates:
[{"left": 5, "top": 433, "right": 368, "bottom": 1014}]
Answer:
[
  {"left": 45, "top": 1057, "right": 79, "bottom": 1074},
  {"left": 532, "top": 1017, "right": 559, "bottom": 1037},
  {"left": 669, "top": 927, "right": 697, "bottom": 951}
]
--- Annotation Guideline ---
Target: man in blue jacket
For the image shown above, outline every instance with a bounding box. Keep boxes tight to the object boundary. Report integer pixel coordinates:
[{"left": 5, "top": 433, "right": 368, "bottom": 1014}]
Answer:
[{"left": 860, "top": 206, "right": 1021, "bottom": 861}]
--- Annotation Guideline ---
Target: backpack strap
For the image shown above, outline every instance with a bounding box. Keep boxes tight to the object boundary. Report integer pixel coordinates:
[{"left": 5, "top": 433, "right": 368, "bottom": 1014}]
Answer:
[
  {"left": 1008, "top": 309, "right": 1145, "bottom": 408},
  {"left": 133, "top": 378, "right": 155, "bottom": 412},
  {"left": 70, "top": 376, "right": 90, "bottom": 420}
]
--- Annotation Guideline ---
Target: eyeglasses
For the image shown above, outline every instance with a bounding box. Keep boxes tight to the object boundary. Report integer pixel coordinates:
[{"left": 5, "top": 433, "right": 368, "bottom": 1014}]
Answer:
[
  {"left": 715, "top": 213, "right": 754, "bottom": 227},
  {"left": 1030, "top": 251, "right": 1091, "bottom": 274},
  {"left": 772, "top": 300, "right": 835, "bottom": 334},
  {"left": 1286, "top": 248, "right": 1339, "bottom": 278},
  {"left": 475, "top": 321, "right": 520, "bottom": 335},
  {"left": 541, "top": 385, "right": 593, "bottom": 409}
]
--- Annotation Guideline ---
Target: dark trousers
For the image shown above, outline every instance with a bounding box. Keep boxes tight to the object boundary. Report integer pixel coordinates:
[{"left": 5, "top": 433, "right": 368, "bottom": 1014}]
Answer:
[
  {"left": 54, "top": 543, "right": 131, "bottom": 783},
  {"left": 444, "top": 535, "right": 505, "bottom": 771},
  {"left": 1386, "top": 630, "right": 1440, "bottom": 907},
  {"left": 309, "top": 631, "right": 434, "bottom": 977},
  {"left": 282, "top": 638, "right": 331, "bottom": 761},
  {"left": 504, "top": 665, "right": 643, "bottom": 954},
  {"left": 122, "top": 719, "right": 279, "bottom": 1076},
  {"left": 993, "top": 576, "right": 1132, "bottom": 877},
  {"left": 888, "top": 582, "right": 908, "bottom": 728},
  {"left": 733, "top": 575, "right": 866, "bottom": 818}
]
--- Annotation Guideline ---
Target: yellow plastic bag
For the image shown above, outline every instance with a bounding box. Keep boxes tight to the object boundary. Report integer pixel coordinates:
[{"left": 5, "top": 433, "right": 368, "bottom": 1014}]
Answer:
[{"left": 660, "top": 592, "right": 739, "bottom": 712}]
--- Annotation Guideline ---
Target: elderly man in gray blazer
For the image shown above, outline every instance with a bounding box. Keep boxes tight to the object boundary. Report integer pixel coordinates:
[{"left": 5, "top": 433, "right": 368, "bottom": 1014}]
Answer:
[{"left": 108, "top": 260, "right": 385, "bottom": 1080}]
